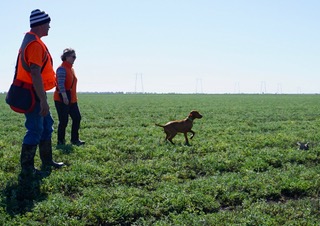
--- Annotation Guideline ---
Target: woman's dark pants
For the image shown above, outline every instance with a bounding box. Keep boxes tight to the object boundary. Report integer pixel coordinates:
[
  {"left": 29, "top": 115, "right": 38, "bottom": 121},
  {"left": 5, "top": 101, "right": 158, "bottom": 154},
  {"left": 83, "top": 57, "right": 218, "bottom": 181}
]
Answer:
[{"left": 54, "top": 101, "right": 81, "bottom": 144}]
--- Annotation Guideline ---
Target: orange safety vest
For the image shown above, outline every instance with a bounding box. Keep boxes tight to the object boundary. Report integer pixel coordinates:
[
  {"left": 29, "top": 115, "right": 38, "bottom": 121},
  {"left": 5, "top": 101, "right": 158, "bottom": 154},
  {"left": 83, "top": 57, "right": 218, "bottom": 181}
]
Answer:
[
  {"left": 53, "top": 61, "right": 78, "bottom": 103},
  {"left": 16, "top": 32, "right": 56, "bottom": 91}
]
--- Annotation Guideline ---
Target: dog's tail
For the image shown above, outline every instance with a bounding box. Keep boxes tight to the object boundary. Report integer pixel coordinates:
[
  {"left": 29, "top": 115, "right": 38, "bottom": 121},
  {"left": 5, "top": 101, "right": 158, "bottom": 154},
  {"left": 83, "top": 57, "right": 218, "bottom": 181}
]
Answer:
[{"left": 155, "top": 123, "right": 165, "bottom": 128}]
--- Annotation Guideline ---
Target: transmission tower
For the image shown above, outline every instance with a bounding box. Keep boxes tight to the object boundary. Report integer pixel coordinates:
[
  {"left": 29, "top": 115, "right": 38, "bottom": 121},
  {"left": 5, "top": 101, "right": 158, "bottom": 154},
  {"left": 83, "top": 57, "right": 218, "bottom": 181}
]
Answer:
[
  {"left": 260, "top": 81, "right": 267, "bottom": 94},
  {"left": 234, "top": 82, "right": 240, "bottom": 94},
  {"left": 134, "top": 73, "right": 144, "bottom": 93}
]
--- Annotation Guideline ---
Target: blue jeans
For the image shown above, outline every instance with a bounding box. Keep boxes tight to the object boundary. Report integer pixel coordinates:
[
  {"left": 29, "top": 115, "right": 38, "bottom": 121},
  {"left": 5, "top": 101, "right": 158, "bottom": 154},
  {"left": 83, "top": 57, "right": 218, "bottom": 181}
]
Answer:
[{"left": 23, "top": 101, "right": 54, "bottom": 145}]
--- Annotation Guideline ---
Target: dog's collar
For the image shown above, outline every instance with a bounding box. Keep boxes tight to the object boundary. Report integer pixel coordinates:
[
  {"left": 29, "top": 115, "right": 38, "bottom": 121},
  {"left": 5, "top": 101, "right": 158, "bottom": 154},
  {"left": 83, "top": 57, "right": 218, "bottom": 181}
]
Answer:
[{"left": 187, "top": 117, "right": 194, "bottom": 122}]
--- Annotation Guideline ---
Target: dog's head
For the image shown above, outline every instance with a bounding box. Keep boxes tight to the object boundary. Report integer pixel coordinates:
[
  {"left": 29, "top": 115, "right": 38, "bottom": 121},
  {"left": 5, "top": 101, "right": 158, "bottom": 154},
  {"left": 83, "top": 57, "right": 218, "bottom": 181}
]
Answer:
[{"left": 189, "top": 110, "right": 202, "bottom": 119}]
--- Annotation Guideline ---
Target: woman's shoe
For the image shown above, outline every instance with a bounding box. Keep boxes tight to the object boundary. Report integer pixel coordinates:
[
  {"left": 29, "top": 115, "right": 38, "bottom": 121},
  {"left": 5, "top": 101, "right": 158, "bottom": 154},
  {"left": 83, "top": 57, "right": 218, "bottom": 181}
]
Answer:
[{"left": 71, "top": 140, "right": 85, "bottom": 146}]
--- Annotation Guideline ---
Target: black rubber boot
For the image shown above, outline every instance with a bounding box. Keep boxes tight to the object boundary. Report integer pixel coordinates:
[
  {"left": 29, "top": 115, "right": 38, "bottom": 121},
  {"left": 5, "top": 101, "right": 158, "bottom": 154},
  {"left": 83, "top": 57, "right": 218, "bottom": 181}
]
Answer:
[
  {"left": 18, "top": 144, "right": 42, "bottom": 199},
  {"left": 20, "top": 144, "right": 48, "bottom": 179},
  {"left": 20, "top": 144, "right": 37, "bottom": 176},
  {"left": 39, "top": 140, "right": 64, "bottom": 170}
]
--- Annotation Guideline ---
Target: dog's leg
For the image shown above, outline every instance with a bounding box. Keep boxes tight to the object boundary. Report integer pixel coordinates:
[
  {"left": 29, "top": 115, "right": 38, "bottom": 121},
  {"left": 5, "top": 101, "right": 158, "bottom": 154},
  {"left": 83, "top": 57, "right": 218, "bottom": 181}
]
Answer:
[
  {"left": 184, "top": 133, "right": 190, "bottom": 146},
  {"left": 190, "top": 130, "right": 195, "bottom": 139},
  {"left": 164, "top": 133, "right": 174, "bottom": 144},
  {"left": 165, "top": 132, "right": 170, "bottom": 141},
  {"left": 168, "top": 132, "right": 177, "bottom": 145}
]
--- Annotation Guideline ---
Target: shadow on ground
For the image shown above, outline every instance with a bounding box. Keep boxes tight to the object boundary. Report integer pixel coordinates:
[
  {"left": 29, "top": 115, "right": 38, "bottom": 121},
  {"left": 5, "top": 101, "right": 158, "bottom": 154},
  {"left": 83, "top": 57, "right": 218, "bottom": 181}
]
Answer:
[{"left": 2, "top": 173, "right": 48, "bottom": 216}]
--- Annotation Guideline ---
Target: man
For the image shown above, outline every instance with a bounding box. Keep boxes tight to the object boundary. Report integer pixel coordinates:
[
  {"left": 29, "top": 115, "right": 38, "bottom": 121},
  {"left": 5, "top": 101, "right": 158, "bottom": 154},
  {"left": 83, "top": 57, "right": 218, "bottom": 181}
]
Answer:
[{"left": 16, "top": 9, "right": 64, "bottom": 177}]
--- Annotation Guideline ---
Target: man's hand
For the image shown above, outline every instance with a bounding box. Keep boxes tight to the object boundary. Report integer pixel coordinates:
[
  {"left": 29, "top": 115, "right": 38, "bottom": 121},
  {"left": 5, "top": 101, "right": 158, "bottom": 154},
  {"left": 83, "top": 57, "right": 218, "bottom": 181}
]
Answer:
[{"left": 39, "top": 99, "right": 50, "bottom": 116}]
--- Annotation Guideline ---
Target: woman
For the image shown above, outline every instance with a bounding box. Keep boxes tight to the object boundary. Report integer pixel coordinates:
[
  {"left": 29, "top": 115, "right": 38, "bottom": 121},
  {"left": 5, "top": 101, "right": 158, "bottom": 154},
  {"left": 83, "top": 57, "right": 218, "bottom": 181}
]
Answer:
[{"left": 54, "top": 48, "right": 85, "bottom": 146}]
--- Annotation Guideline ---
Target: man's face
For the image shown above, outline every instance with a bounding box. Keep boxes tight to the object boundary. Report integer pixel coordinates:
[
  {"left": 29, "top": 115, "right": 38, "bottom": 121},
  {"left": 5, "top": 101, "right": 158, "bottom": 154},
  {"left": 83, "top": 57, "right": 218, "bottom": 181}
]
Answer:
[{"left": 40, "top": 22, "right": 50, "bottom": 36}]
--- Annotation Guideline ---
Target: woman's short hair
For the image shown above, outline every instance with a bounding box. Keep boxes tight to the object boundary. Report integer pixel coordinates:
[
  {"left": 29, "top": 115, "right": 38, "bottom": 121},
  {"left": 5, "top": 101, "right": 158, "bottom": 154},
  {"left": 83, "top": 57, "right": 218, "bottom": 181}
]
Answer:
[{"left": 61, "top": 48, "right": 75, "bottom": 61}]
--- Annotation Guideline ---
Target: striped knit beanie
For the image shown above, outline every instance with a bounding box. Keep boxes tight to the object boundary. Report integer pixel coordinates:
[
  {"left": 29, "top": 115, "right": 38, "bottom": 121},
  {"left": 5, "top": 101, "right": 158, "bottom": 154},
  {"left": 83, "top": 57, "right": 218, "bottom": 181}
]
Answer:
[{"left": 30, "top": 9, "right": 51, "bottom": 28}]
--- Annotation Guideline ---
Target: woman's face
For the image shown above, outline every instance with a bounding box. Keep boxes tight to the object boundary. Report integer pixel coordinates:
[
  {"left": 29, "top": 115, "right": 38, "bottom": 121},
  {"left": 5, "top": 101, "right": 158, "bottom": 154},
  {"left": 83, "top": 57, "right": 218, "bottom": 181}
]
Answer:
[{"left": 66, "top": 53, "right": 76, "bottom": 65}]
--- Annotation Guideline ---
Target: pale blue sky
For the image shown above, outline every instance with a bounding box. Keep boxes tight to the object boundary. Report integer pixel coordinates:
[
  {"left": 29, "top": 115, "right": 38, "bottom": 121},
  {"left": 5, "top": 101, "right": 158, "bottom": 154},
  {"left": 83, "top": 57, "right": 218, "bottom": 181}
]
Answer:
[{"left": 1, "top": 1, "right": 319, "bottom": 93}]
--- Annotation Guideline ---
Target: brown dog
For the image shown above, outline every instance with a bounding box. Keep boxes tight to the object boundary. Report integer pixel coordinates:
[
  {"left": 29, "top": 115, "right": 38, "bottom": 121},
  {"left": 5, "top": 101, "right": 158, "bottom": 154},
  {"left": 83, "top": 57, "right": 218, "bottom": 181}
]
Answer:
[{"left": 155, "top": 110, "right": 202, "bottom": 145}]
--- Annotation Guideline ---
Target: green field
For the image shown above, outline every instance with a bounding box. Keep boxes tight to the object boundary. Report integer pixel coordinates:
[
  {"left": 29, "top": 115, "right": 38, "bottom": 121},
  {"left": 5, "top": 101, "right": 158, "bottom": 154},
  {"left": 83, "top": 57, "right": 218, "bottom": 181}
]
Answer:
[{"left": 1, "top": 93, "right": 320, "bottom": 225}]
